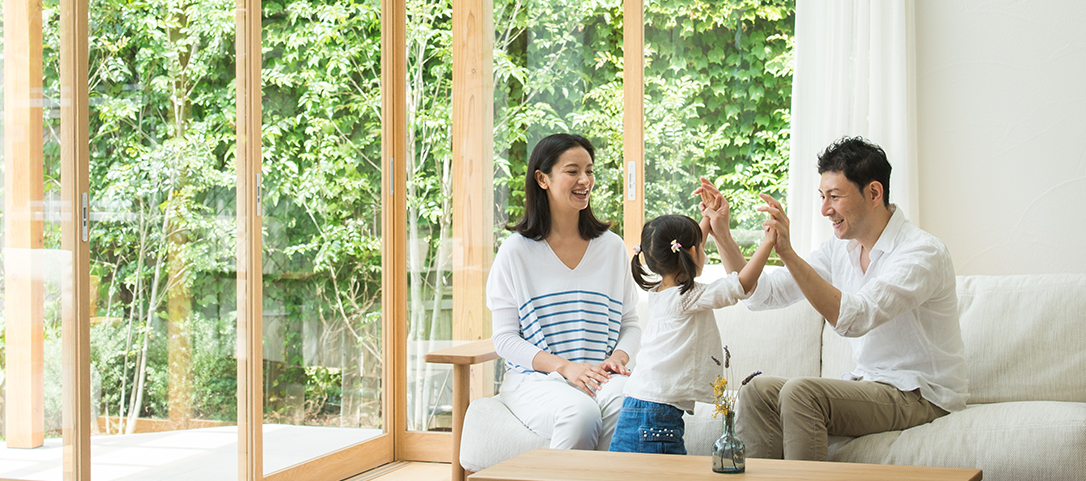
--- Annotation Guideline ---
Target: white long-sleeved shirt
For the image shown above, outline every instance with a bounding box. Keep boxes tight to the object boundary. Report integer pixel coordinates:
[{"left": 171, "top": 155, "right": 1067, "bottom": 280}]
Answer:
[
  {"left": 745, "top": 205, "right": 970, "bottom": 412},
  {"left": 488, "top": 231, "right": 642, "bottom": 392},
  {"left": 623, "top": 275, "right": 749, "bottom": 413}
]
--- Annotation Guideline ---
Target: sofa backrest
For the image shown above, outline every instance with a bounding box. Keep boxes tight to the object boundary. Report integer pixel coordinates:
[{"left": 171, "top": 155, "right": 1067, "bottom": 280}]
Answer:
[
  {"left": 637, "top": 266, "right": 826, "bottom": 379},
  {"left": 653, "top": 269, "right": 1086, "bottom": 405},
  {"left": 820, "top": 274, "right": 1086, "bottom": 404},
  {"left": 712, "top": 300, "right": 824, "bottom": 380},
  {"left": 957, "top": 274, "right": 1086, "bottom": 404}
]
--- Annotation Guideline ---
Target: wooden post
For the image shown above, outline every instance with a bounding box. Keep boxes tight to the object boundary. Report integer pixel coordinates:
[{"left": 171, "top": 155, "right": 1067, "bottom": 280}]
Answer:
[
  {"left": 451, "top": 0, "right": 495, "bottom": 409},
  {"left": 451, "top": 0, "right": 495, "bottom": 477},
  {"left": 236, "top": 0, "right": 263, "bottom": 477},
  {"left": 623, "top": 0, "right": 645, "bottom": 251},
  {"left": 3, "top": 0, "right": 45, "bottom": 450},
  {"left": 60, "top": 0, "right": 92, "bottom": 475}
]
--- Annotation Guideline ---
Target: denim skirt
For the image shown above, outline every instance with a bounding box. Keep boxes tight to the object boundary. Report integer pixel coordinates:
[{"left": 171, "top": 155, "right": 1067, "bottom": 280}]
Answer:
[{"left": 607, "top": 397, "right": 686, "bottom": 455}]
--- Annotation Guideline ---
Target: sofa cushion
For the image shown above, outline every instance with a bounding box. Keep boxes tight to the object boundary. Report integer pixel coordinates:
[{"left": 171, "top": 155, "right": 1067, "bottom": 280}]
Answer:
[
  {"left": 714, "top": 299, "right": 825, "bottom": 380},
  {"left": 821, "top": 321, "right": 854, "bottom": 379},
  {"left": 459, "top": 395, "right": 548, "bottom": 473},
  {"left": 827, "top": 400, "right": 1086, "bottom": 481},
  {"left": 682, "top": 402, "right": 725, "bottom": 456},
  {"left": 958, "top": 274, "right": 1086, "bottom": 403}
]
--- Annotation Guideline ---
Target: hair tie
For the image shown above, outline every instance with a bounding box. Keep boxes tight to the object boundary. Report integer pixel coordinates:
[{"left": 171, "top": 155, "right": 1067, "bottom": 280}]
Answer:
[
  {"left": 670, "top": 240, "right": 682, "bottom": 253},
  {"left": 632, "top": 245, "right": 641, "bottom": 256}
]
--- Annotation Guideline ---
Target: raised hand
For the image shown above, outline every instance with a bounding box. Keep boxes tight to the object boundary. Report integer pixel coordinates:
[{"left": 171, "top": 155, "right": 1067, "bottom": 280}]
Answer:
[
  {"left": 757, "top": 193, "right": 792, "bottom": 257},
  {"left": 694, "top": 177, "right": 731, "bottom": 237}
]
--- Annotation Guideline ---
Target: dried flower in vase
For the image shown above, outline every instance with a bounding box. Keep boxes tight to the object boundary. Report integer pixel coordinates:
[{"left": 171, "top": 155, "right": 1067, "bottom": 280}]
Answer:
[{"left": 710, "top": 345, "right": 762, "bottom": 419}]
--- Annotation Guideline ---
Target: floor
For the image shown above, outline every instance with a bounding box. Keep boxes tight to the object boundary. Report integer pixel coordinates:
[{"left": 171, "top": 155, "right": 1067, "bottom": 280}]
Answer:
[
  {"left": 0, "top": 424, "right": 382, "bottom": 481},
  {"left": 346, "top": 462, "right": 450, "bottom": 481}
]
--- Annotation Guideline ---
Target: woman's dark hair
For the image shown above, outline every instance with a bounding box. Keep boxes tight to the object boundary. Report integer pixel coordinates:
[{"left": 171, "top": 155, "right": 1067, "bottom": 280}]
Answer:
[
  {"left": 817, "top": 136, "right": 892, "bottom": 207},
  {"left": 632, "top": 215, "right": 702, "bottom": 294},
  {"left": 508, "top": 133, "right": 611, "bottom": 240}
]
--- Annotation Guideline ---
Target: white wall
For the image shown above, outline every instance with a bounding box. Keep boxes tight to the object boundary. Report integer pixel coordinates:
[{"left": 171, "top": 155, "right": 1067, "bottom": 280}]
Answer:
[{"left": 914, "top": 0, "right": 1086, "bottom": 275}]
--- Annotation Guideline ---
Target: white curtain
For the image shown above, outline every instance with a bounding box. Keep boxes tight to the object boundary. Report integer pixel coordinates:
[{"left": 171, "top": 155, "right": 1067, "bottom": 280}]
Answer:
[{"left": 786, "top": 0, "right": 918, "bottom": 257}]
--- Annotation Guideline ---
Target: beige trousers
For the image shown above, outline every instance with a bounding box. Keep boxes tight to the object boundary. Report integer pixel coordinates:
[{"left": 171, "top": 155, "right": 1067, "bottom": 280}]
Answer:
[{"left": 735, "top": 376, "right": 948, "bottom": 461}]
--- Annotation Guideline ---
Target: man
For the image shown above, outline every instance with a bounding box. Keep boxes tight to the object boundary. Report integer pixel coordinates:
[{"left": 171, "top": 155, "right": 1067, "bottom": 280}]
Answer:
[{"left": 702, "top": 136, "right": 969, "bottom": 461}]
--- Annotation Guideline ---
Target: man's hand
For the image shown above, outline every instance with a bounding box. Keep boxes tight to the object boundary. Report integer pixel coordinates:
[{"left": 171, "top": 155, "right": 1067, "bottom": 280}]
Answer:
[
  {"left": 557, "top": 361, "right": 611, "bottom": 397},
  {"left": 757, "top": 193, "right": 793, "bottom": 258}
]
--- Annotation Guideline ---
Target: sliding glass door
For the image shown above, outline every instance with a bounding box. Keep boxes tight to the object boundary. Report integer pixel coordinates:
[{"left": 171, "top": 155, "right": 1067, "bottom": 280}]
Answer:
[
  {"left": 84, "top": 0, "right": 240, "bottom": 478},
  {"left": 259, "top": 0, "right": 387, "bottom": 474}
]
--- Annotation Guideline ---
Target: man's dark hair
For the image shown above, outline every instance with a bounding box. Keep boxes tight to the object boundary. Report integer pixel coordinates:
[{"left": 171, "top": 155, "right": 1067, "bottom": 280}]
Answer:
[
  {"left": 509, "top": 133, "right": 611, "bottom": 240},
  {"left": 817, "top": 136, "right": 892, "bottom": 207}
]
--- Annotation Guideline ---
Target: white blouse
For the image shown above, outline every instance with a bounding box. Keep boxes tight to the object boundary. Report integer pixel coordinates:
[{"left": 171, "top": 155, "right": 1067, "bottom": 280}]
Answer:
[{"left": 622, "top": 274, "right": 749, "bottom": 413}]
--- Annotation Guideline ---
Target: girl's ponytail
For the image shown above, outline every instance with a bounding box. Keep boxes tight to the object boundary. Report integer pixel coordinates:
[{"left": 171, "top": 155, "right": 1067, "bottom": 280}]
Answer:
[
  {"left": 631, "top": 243, "right": 659, "bottom": 292},
  {"left": 673, "top": 242, "right": 698, "bottom": 294}
]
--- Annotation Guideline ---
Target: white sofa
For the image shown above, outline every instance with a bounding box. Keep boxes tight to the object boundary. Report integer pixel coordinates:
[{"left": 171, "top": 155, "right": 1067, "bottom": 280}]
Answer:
[{"left": 452, "top": 273, "right": 1086, "bottom": 480}]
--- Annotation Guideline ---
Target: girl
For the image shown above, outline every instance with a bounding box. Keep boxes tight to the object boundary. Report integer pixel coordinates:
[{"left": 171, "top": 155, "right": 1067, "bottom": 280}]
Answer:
[
  {"left": 608, "top": 191, "right": 775, "bottom": 454},
  {"left": 487, "top": 133, "right": 642, "bottom": 451}
]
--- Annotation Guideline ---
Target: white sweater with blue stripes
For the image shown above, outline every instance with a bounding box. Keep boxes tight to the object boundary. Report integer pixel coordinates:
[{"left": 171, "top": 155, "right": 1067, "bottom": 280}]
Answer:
[{"left": 488, "top": 231, "right": 642, "bottom": 393}]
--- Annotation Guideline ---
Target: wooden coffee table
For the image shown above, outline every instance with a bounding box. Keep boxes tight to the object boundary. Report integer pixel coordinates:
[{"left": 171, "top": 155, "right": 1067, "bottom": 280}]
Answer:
[{"left": 468, "top": 449, "right": 982, "bottom": 481}]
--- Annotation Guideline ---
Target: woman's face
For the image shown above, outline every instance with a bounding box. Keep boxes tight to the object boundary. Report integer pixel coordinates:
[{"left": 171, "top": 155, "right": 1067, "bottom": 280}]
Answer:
[{"left": 535, "top": 146, "right": 594, "bottom": 217}]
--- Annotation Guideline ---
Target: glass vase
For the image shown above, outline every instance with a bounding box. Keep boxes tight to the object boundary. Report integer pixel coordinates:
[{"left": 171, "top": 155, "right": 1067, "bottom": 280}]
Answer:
[{"left": 712, "top": 410, "right": 745, "bottom": 474}]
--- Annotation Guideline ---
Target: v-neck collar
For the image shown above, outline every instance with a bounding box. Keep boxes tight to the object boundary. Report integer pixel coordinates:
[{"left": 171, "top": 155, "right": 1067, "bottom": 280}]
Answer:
[{"left": 543, "top": 236, "right": 594, "bottom": 272}]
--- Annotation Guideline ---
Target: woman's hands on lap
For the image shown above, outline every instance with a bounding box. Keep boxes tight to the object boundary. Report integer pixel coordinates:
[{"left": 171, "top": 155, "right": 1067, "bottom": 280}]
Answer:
[
  {"left": 553, "top": 350, "right": 630, "bottom": 397},
  {"left": 558, "top": 362, "right": 612, "bottom": 397}
]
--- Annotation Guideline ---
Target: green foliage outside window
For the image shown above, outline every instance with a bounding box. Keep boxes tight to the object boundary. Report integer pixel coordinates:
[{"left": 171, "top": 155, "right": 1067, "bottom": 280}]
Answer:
[{"left": 0, "top": 0, "right": 792, "bottom": 434}]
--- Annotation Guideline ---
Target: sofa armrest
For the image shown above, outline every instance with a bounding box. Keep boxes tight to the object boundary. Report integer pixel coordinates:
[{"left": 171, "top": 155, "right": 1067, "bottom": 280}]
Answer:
[
  {"left": 425, "top": 339, "right": 499, "bottom": 481},
  {"left": 424, "top": 339, "right": 499, "bottom": 365}
]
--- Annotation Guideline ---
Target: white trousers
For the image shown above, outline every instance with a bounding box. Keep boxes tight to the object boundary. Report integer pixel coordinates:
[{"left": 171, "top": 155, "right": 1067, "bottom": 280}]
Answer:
[{"left": 502, "top": 374, "right": 628, "bottom": 450}]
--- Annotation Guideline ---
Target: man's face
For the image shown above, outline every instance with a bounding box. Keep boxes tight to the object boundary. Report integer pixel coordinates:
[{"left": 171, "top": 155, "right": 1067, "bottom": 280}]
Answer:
[{"left": 818, "top": 171, "right": 874, "bottom": 241}]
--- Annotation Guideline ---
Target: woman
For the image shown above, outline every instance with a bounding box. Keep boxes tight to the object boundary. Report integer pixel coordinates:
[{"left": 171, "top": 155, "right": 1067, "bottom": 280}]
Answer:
[{"left": 487, "top": 133, "right": 641, "bottom": 450}]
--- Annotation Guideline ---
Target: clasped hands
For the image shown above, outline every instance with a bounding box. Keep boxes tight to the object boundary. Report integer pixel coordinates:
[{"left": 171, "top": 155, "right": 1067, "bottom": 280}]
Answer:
[
  {"left": 692, "top": 177, "right": 791, "bottom": 255},
  {"left": 559, "top": 354, "right": 629, "bottom": 397}
]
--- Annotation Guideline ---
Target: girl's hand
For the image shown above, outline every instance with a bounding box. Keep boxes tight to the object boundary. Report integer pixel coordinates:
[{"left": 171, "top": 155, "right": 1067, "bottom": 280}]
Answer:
[
  {"left": 598, "top": 355, "right": 631, "bottom": 376},
  {"left": 763, "top": 221, "right": 778, "bottom": 247},
  {"left": 558, "top": 361, "right": 611, "bottom": 397},
  {"left": 708, "top": 195, "right": 732, "bottom": 238},
  {"left": 694, "top": 177, "right": 731, "bottom": 232}
]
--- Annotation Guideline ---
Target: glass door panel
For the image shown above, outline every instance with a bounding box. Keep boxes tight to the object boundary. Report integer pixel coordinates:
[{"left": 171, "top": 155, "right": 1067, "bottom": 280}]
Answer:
[
  {"left": 491, "top": 0, "right": 626, "bottom": 403},
  {"left": 0, "top": 0, "right": 66, "bottom": 477},
  {"left": 403, "top": 0, "right": 456, "bottom": 433},
  {"left": 84, "top": 0, "right": 239, "bottom": 478},
  {"left": 260, "top": 0, "right": 385, "bottom": 472},
  {"left": 493, "top": 0, "right": 626, "bottom": 241},
  {"left": 402, "top": 0, "right": 628, "bottom": 436},
  {"left": 642, "top": 0, "right": 795, "bottom": 259}
]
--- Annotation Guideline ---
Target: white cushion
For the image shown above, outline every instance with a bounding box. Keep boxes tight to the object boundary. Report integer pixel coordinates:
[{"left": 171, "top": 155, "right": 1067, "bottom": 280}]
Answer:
[
  {"left": 681, "top": 402, "right": 727, "bottom": 456},
  {"left": 821, "top": 321, "right": 854, "bottom": 379},
  {"left": 459, "top": 395, "right": 548, "bottom": 473},
  {"left": 714, "top": 300, "right": 824, "bottom": 380},
  {"left": 957, "top": 274, "right": 1086, "bottom": 403},
  {"left": 827, "top": 401, "right": 1086, "bottom": 481}
]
